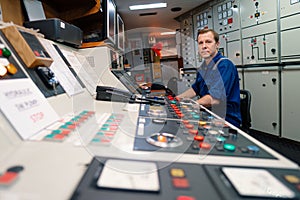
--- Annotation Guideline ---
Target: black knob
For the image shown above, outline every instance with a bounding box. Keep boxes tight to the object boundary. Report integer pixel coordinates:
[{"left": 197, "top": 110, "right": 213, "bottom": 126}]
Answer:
[
  {"left": 271, "top": 48, "right": 276, "bottom": 54},
  {"left": 272, "top": 78, "right": 276, "bottom": 83},
  {"left": 272, "top": 122, "right": 277, "bottom": 127},
  {"left": 255, "top": 2, "right": 259, "bottom": 6}
]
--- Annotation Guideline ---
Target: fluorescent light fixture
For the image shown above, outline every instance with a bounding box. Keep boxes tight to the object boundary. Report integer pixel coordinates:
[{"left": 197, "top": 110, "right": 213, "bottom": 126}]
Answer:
[
  {"left": 160, "top": 31, "right": 176, "bottom": 35},
  {"left": 129, "top": 3, "right": 167, "bottom": 11}
]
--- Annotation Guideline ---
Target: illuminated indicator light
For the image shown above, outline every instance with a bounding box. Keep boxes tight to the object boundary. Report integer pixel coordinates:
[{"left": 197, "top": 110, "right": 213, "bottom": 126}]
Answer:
[
  {"left": 101, "top": 127, "right": 110, "bottom": 131},
  {"left": 0, "top": 64, "right": 8, "bottom": 76},
  {"left": 101, "top": 139, "right": 111, "bottom": 143},
  {"left": 194, "top": 135, "right": 204, "bottom": 141},
  {"left": 189, "top": 129, "right": 198, "bottom": 135},
  {"left": 203, "top": 125, "right": 211, "bottom": 129},
  {"left": 45, "top": 134, "right": 55, "bottom": 139},
  {"left": 97, "top": 132, "right": 104, "bottom": 136},
  {"left": 192, "top": 114, "right": 200, "bottom": 119},
  {"left": 250, "top": 15, "right": 253, "bottom": 18},
  {"left": 284, "top": 175, "right": 300, "bottom": 184},
  {"left": 176, "top": 196, "right": 196, "bottom": 200},
  {"left": 182, "top": 120, "right": 189, "bottom": 124},
  {"left": 223, "top": 143, "right": 236, "bottom": 151},
  {"left": 207, "top": 130, "right": 219, "bottom": 135},
  {"left": 199, "top": 142, "right": 211, "bottom": 149},
  {"left": 157, "top": 135, "right": 167, "bottom": 142},
  {"left": 61, "top": 130, "right": 71, "bottom": 135},
  {"left": 199, "top": 121, "right": 206, "bottom": 126},
  {"left": 52, "top": 129, "right": 62, "bottom": 134},
  {"left": 91, "top": 138, "right": 101, "bottom": 142},
  {"left": 247, "top": 145, "right": 260, "bottom": 153},
  {"left": 216, "top": 136, "right": 226, "bottom": 142},
  {"left": 170, "top": 168, "right": 185, "bottom": 178},
  {"left": 109, "top": 126, "right": 118, "bottom": 131},
  {"left": 33, "top": 50, "right": 40, "bottom": 57},
  {"left": 6, "top": 63, "right": 18, "bottom": 74},
  {"left": 54, "top": 134, "right": 65, "bottom": 139},
  {"left": 177, "top": 113, "right": 184, "bottom": 118},
  {"left": 2, "top": 48, "right": 11, "bottom": 57},
  {"left": 185, "top": 124, "right": 194, "bottom": 129},
  {"left": 172, "top": 178, "right": 190, "bottom": 188},
  {"left": 228, "top": 18, "right": 233, "bottom": 24},
  {"left": 104, "top": 132, "right": 115, "bottom": 137},
  {"left": 67, "top": 125, "right": 76, "bottom": 129}
]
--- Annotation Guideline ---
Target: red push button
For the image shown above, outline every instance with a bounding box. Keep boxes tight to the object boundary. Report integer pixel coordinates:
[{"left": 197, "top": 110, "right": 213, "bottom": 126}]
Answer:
[
  {"left": 0, "top": 172, "right": 18, "bottom": 185},
  {"left": 172, "top": 178, "right": 190, "bottom": 188},
  {"left": 189, "top": 129, "right": 198, "bottom": 135},
  {"left": 199, "top": 142, "right": 211, "bottom": 149},
  {"left": 176, "top": 196, "right": 196, "bottom": 200},
  {"left": 194, "top": 135, "right": 204, "bottom": 141}
]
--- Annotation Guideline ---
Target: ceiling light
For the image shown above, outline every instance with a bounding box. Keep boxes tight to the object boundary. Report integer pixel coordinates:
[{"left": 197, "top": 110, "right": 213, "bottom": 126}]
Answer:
[
  {"left": 129, "top": 3, "right": 167, "bottom": 11},
  {"left": 160, "top": 31, "right": 176, "bottom": 35}
]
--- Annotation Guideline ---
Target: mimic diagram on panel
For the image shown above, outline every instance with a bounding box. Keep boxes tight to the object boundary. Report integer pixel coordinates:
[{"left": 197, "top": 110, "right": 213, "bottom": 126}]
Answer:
[{"left": 243, "top": 34, "right": 277, "bottom": 64}]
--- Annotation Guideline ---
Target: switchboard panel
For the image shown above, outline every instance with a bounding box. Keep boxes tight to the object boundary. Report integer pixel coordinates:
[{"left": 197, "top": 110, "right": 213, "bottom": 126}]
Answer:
[
  {"left": 219, "top": 30, "right": 242, "bottom": 65},
  {"left": 280, "top": 0, "right": 300, "bottom": 17},
  {"left": 180, "top": 16, "right": 197, "bottom": 68},
  {"left": 241, "top": 19, "right": 278, "bottom": 65},
  {"left": 213, "top": 0, "right": 240, "bottom": 34},
  {"left": 280, "top": 1, "right": 300, "bottom": 62},
  {"left": 240, "top": 0, "right": 277, "bottom": 28},
  {"left": 244, "top": 67, "right": 279, "bottom": 136},
  {"left": 281, "top": 66, "right": 300, "bottom": 142}
]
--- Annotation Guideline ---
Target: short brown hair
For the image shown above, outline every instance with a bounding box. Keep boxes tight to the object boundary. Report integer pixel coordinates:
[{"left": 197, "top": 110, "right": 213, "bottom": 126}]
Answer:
[{"left": 197, "top": 29, "right": 219, "bottom": 43}]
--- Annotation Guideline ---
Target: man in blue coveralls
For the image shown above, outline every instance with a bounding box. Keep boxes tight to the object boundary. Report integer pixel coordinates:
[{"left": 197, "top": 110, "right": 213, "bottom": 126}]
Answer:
[{"left": 177, "top": 29, "right": 241, "bottom": 127}]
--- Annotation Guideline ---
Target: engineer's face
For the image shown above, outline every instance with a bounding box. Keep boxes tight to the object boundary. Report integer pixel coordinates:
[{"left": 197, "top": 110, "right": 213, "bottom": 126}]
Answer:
[{"left": 197, "top": 31, "right": 220, "bottom": 61}]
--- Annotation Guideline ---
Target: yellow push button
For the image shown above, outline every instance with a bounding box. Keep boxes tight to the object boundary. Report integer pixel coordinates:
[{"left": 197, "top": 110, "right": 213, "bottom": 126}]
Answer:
[
  {"left": 284, "top": 175, "right": 300, "bottom": 184},
  {"left": 170, "top": 168, "right": 185, "bottom": 178}
]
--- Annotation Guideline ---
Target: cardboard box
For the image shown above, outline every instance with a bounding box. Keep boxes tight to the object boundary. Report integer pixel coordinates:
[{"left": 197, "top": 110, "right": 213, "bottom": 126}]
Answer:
[
  {"left": 0, "top": 0, "right": 24, "bottom": 25},
  {"left": 1, "top": 25, "right": 53, "bottom": 68}
]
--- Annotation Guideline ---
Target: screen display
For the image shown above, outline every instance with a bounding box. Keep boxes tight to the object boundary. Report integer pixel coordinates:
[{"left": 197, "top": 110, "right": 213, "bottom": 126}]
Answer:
[
  {"left": 117, "top": 14, "right": 125, "bottom": 51},
  {"left": 111, "top": 70, "right": 142, "bottom": 94},
  {"left": 107, "top": 0, "right": 116, "bottom": 44}
]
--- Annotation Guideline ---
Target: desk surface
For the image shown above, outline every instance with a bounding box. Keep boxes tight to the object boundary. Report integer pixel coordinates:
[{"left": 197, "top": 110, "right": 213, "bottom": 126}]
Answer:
[{"left": 0, "top": 99, "right": 299, "bottom": 200}]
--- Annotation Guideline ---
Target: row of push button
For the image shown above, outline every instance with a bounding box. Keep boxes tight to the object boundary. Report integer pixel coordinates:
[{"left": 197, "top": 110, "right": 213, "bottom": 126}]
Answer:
[
  {"left": 43, "top": 110, "right": 95, "bottom": 142},
  {"left": 90, "top": 113, "right": 124, "bottom": 146},
  {"left": 169, "top": 168, "right": 196, "bottom": 200}
]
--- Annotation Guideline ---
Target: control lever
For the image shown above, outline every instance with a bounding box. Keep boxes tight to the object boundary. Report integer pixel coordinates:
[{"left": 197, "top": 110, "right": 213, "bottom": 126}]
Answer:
[{"left": 35, "top": 66, "right": 59, "bottom": 89}]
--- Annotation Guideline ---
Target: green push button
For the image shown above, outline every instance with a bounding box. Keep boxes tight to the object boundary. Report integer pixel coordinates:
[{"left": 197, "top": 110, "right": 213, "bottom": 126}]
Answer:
[{"left": 223, "top": 143, "right": 236, "bottom": 151}]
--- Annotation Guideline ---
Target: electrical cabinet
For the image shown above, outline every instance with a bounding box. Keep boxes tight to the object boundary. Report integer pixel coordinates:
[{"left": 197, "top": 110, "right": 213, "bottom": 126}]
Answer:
[
  {"left": 244, "top": 67, "right": 279, "bottom": 136},
  {"left": 280, "top": 2, "right": 300, "bottom": 62},
  {"left": 180, "top": 16, "right": 197, "bottom": 69},
  {"left": 281, "top": 66, "right": 300, "bottom": 141}
]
